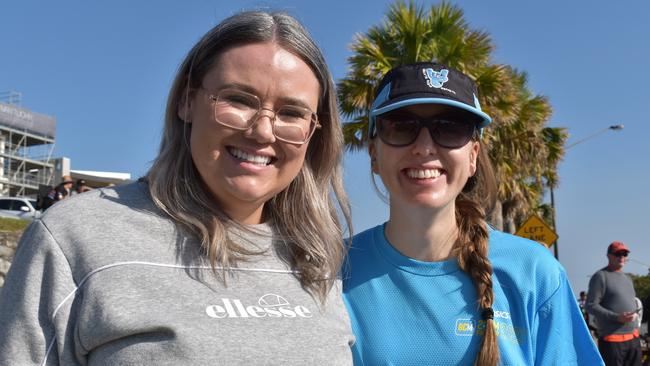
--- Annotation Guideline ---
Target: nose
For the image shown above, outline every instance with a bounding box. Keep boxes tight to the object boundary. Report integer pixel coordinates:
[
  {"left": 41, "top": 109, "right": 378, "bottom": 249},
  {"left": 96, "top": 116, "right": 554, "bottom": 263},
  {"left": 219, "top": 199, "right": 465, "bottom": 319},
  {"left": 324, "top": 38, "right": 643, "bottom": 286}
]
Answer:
[
  {"left": 410, "top": 127, "right": 437, "bottom": 156},
  {"left": 245, "top": 107, "right": 276, "bottom": 144}
]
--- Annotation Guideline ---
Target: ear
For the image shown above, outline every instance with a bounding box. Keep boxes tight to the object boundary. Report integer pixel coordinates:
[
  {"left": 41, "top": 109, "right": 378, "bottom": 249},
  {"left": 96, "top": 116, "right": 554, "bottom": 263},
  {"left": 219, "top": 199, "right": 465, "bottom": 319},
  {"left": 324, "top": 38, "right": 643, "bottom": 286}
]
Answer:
[
  {"left": 368, "top": 140, "right": 379, "bottom": 174},
  {"left": 469, "top": 141, "right": 480, "bottom": 176},
  {"left": 177, "top": 88, "right": 195, "bottom": 123}
]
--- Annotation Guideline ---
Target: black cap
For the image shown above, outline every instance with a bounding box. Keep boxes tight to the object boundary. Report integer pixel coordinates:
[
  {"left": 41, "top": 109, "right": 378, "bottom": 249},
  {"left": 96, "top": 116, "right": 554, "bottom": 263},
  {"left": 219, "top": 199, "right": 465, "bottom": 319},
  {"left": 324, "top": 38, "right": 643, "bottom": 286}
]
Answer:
[{"left": 369, "top": 62, "right": 491, "bottom": 136}]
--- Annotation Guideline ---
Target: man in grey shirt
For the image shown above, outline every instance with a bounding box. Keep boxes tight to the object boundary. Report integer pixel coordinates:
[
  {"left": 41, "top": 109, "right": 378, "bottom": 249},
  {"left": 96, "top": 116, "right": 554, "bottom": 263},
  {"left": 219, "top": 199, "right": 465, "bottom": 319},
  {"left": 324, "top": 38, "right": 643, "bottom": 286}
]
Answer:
[{"left": 587, "top": 241, "right": 641, "bottom": 366}]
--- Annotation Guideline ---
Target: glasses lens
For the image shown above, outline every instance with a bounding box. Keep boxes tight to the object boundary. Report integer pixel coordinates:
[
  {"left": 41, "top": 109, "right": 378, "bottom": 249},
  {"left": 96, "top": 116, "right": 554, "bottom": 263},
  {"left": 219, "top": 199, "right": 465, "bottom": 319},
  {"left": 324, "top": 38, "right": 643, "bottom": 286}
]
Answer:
[
  {"left": 274, "top": 106, "right": 315, "bottom": 143},
  {"left": 429, "top": 119, "right": 475, "bottom": 149},
  {"left": 376, "top": 114, "right": 421, "bottom": 146},
  {"left": 214, "top": 89, "right": 259, "bottom": 129},
  {"left": 614, "top": 251, "right": 629, "bottom": 257}
]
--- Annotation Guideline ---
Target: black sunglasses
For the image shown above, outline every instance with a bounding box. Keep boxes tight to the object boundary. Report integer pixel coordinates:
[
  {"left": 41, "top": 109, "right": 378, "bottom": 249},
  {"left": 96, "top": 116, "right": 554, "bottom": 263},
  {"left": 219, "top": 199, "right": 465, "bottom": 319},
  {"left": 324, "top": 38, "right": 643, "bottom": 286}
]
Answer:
[
  {"left": 610, "top": 251, "right": 629, "bottom": 257},
  {"left": 374, "top": 109, "right": 479, "bottom": 148}
]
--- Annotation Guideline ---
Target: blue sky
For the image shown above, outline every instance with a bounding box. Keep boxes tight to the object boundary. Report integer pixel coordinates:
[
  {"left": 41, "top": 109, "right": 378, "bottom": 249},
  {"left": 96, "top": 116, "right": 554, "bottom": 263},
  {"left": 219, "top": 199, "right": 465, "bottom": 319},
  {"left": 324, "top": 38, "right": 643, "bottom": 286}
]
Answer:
[{"left": 2, "top": 0, "right": 649, "bottom": 294}]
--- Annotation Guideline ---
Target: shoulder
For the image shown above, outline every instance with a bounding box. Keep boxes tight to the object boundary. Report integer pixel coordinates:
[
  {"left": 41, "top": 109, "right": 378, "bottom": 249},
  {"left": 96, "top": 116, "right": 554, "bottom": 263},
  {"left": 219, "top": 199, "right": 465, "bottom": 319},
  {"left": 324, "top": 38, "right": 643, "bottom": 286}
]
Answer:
[
  {"left": 347, "top": 225, "right": 383, "bottom": 255},
  {"left": 590, "top": 268, "right": 608, "bottom": 280},
  {"left": 488, "top": 229, "right": 559, "bottom": 268},
  {"left": 41, "top": 181, "right": 157, "bottom": 227},
  {"left": 342, "top": 224, "right": 383, "bottom": 281},
  {"left": 36, "top": 181, "right": 178, "bottom": 265},
  {"left": 488, "top": 229, "right": 566, "bottom": 299}
]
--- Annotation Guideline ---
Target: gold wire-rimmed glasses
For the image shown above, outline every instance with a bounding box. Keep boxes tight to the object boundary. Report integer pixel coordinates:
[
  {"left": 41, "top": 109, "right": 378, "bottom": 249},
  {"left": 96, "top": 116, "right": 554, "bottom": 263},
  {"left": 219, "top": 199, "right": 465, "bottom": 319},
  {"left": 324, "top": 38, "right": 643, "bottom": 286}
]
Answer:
[{"left": 205, "top": 88, "right": 321, "bottom": 145}]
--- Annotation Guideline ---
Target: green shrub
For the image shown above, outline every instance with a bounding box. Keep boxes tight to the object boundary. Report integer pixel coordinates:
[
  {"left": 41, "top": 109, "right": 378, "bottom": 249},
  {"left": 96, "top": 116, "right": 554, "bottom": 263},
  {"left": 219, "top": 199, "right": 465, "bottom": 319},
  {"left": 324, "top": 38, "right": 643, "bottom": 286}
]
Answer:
[{"left": 0, "top": 217, "right": 30, "bottom": 232}]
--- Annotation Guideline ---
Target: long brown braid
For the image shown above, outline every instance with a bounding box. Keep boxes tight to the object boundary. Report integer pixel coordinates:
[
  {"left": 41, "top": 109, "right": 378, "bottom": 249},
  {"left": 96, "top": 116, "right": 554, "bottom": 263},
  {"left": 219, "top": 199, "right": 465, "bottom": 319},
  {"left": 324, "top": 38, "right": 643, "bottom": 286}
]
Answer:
[{"left": 454, "top": 144, "right": 499, "bottom": 366}]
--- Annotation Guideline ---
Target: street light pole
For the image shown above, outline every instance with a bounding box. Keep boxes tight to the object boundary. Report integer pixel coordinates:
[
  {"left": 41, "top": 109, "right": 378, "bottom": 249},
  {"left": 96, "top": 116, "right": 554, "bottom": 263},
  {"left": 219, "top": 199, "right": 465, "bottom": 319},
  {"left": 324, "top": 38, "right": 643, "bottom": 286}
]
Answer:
[
  {"left": 565, "top": 125, "right": 625, "bottom": 149},
  {"left": 550, "top": 124, "right": 624, "bottom": 260}
]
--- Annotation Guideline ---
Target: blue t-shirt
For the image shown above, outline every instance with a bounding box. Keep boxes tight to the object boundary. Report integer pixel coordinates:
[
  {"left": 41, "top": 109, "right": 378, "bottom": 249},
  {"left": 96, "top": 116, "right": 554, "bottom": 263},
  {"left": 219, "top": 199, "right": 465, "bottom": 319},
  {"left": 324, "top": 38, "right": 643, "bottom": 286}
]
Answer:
[{"left": 343, "top": 224, "right": 603, "bottom": 365}]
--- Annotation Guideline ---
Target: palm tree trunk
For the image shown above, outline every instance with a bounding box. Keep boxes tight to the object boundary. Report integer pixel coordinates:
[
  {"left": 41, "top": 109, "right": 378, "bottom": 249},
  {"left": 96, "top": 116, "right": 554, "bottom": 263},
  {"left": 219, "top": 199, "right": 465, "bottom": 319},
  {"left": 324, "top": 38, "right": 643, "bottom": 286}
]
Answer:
[
  {"left": 505, "top": 217, "right": 516, "bottom": 234},
  {"left": 490, "top": 200, "right": 504, "bottom": 231}
]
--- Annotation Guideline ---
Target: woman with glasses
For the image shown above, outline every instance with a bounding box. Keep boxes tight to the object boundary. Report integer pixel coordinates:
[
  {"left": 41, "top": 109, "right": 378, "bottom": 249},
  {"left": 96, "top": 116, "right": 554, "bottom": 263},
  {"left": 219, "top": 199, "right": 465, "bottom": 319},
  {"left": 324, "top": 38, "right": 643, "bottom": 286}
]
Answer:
[
  {"left": 342, "top": 62, "right": 602, "bottom": 365},
  {"left": 0, "top": 11, "right": 353, "bottom": 365}
]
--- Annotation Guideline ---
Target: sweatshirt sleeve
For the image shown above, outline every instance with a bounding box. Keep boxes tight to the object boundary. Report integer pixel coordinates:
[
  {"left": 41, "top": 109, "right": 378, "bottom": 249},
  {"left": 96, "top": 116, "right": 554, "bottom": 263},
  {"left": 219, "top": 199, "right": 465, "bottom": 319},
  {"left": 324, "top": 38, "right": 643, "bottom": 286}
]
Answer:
[
  {"left": 586, "top": 271, "right": 619, "bottom": 322},
  {"left": 534, "top": 270, "right": 604, "bottom": 366},
  {"left": 0, "top": 220, "right": 78, "bottom": 365}
]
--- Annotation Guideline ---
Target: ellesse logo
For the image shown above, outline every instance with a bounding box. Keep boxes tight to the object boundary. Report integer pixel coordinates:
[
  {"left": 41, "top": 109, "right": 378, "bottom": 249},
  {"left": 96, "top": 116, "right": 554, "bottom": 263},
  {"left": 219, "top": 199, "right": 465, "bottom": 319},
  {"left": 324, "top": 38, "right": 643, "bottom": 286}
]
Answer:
[{"left": 205, "top": 293, "right": 313, "bottom": 319}]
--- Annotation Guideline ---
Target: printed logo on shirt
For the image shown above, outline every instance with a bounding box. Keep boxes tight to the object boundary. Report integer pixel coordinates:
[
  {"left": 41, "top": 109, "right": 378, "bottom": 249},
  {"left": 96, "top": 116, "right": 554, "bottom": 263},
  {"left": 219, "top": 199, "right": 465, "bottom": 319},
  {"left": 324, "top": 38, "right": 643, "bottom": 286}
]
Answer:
[
  {"left": 205, "top": 293, "right": 313, "bottom": 319},
  {"left": 455, "top": 319, "right": 475, "bottom": 336},
  {"left": 454, "top": 309, "right": 527, "bottom": 343}
]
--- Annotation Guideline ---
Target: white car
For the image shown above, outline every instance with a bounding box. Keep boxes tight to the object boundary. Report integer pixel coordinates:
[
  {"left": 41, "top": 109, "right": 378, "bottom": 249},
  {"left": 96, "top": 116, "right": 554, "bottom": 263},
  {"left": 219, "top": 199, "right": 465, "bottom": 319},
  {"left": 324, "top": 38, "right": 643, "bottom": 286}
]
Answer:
[{"left": 0, "top": 197, "right": 41, "bottom": 220}]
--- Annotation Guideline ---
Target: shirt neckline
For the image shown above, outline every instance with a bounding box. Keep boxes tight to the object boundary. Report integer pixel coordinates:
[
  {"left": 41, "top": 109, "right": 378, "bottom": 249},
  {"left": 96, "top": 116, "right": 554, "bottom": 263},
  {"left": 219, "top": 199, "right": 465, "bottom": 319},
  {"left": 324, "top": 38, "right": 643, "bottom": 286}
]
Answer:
[{"left": 373, "top": 223, "right": 461, "bottom": 276}]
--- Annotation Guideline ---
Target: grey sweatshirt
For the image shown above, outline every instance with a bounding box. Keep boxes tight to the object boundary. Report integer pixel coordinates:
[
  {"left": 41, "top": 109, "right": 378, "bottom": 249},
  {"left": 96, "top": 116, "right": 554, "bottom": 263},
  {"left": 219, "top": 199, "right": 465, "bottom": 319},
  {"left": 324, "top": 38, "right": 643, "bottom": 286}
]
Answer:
[
  {"left": 0, "top": 183, "right": 354, "bottom": 365},
  {"left": 586, "top": 267, "right": 637, "bottom": 337}
]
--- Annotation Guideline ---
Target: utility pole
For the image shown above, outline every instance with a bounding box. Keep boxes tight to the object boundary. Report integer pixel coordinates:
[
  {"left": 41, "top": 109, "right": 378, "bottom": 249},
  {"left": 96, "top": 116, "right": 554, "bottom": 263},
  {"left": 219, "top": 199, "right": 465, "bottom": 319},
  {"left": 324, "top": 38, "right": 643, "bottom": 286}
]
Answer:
[{"left": 550, "top": 124, "right": 624, "bottom": 259}]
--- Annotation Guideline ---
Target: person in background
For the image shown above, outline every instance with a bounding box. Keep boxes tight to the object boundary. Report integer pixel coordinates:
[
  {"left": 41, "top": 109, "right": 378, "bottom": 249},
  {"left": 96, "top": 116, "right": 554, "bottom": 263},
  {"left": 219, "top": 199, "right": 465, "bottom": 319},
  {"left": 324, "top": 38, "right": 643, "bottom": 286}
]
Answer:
[
  {"left": 39, "top": 175, "right": 75, "bottom": 210},
  {"left": 52, "top": 175, "right": 74, "bottom": 201},
  {"left": 580, "top": 290, "right": 599, "bottom": 338},
  {"left": 580, "top": 290, "right": 589, "bottom": 313},
  {"left": 74, "top": 179, "right": 91, "bottom": 194},
  {"left": 587, "top": 241, "right": 642, "bottom": 366},
  {"left": 343, "top": 62, "right": 602, "bottom": 365},
  {"left": 634, "top": 297, "right": 643, "bottom": 332},
  {"left": 0, "top": 10, "right": 353, "bottom": 365}
]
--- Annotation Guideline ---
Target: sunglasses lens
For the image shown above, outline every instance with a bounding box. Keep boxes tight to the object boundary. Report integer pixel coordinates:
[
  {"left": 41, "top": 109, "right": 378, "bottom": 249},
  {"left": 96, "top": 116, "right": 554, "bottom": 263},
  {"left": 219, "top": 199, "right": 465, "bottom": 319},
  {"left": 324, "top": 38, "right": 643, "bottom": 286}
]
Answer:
[
  {"left": 431, "top": 119, "right": 475, "bottom": 148},
  {"left": 376, "top": 115, "right": 421, "bottom": 146},
  {"left": 610, "top": 251, "right": 628, "bottom": 257},
  {"left": 376, "top": 110, "right": 476, "bottom": 148}
]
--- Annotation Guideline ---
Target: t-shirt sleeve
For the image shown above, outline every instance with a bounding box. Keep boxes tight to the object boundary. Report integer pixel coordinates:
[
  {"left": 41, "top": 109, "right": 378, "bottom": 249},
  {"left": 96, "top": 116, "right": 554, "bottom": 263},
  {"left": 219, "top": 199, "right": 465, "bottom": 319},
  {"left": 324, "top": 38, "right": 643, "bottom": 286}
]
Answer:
[
  {"left": 586, "top": 271, "right": 619, "bottom": 322},
  {"left": 534, "top": 271, "right": 604, "bottom": 366},
  {"left": 0, "top": 220, "right": 77, "bottom": 365}
]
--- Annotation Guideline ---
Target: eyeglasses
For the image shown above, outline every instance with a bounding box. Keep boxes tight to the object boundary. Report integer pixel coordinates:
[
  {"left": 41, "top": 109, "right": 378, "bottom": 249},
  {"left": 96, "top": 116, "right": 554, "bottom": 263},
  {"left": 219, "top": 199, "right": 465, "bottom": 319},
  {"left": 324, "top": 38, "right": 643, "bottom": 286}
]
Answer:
[
  {"left": 610, "top": 251, "right": 629, "bottom": 257},
  {"left": 206, "top": 88, "right": 320, "bottom": 145},
  {"left": 374, "top": 109, "right": 478, "bottom": 148}
]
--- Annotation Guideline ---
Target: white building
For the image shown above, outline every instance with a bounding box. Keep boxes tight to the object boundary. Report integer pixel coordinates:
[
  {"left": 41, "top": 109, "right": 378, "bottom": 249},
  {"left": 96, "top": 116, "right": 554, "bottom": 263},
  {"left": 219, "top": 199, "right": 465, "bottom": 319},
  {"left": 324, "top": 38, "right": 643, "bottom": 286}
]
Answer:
[
  {"left": 0, "top": 94, "right": 56, "bottom": 197},
  {"left": 0, "top": 92, "right": 131, "bottom": 198}
]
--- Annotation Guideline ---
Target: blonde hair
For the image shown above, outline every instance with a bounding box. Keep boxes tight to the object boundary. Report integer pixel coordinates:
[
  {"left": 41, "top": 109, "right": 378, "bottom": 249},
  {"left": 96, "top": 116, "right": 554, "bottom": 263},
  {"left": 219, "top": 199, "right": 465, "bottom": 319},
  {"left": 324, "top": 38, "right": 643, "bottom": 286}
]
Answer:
[{"left": 146, "top": 11, "right": 351, "bottom": 302}]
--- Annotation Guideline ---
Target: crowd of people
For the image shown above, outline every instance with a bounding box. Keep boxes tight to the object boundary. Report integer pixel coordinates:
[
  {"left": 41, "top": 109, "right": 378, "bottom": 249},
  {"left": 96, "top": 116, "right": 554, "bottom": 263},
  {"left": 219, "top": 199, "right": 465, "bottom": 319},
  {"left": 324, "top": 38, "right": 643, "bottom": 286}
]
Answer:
[
  {"left": 39, "top": 175, "right": 92, "bottom": 210},
  {"left": 0, "top": 9, "right": 644, "bottom": 366}
]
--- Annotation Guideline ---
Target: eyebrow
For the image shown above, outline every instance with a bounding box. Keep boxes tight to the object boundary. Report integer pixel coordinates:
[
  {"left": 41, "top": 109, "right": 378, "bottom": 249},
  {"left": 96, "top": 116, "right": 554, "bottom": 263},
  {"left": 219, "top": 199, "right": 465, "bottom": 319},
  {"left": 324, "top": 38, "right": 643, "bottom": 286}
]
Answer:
[
  {"left": 276, "top": 96, "right": 313, "bottom": 111},
  {"left": 215, "top": 83, "right": 257, "bottom": 95},
  {"left": 214, "top": 83, "right": 315, "bottom": 111}
]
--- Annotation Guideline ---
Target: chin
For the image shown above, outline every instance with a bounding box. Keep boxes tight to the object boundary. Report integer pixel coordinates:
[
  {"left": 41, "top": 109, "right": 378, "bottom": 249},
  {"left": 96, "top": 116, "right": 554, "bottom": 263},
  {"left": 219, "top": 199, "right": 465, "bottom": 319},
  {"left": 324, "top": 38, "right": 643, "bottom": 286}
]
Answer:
[{"left": 409, "top": 192, "right": 453, "bottom": 206}]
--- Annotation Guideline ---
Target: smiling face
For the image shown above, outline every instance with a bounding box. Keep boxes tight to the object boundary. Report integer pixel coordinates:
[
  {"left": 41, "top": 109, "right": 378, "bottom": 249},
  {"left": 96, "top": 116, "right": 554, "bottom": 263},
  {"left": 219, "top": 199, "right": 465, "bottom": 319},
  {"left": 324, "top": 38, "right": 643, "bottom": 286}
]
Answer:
[
  {"left": 179, "top": 42, "right": 320, "bottom": 224},
  {"left": 370, "top": 104, "right": 479, "bottom": 214},
  {"left": 607, "top": 251, "right": 628, "bottom": 271}
]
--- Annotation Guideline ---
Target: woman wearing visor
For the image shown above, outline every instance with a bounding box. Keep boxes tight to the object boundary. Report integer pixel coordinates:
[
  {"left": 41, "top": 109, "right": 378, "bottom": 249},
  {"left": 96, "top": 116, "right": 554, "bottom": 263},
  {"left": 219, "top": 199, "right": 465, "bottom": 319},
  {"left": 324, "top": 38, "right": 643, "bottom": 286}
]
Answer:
[{"left": 342, "top": 62, "right": 601, "bottom": 365}]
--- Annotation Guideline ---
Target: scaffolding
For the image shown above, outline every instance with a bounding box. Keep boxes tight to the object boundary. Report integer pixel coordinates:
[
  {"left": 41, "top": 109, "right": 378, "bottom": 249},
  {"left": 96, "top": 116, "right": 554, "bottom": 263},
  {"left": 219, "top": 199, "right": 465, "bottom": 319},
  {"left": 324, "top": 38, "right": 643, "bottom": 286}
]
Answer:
[{"left": 0, "top": 92, "right": 56, "bottom": 197}]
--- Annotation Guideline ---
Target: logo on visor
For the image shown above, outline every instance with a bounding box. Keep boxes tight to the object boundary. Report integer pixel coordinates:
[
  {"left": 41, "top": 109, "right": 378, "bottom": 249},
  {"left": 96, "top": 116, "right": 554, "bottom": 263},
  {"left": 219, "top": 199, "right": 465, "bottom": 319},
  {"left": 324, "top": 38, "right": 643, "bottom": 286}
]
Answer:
[{"left": 423, "top": 68, "right": 449, "bottom": 88}]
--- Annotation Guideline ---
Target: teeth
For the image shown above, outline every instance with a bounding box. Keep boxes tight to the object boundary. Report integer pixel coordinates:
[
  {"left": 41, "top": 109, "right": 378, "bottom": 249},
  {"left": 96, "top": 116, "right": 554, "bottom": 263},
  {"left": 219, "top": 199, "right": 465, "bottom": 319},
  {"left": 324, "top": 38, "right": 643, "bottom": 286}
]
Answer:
[
  {"left": 229, "top": 147, "right": 272, "bottom": 165},
  {"left": 406, "top": 168, "right": 442, "bottom": 179}
]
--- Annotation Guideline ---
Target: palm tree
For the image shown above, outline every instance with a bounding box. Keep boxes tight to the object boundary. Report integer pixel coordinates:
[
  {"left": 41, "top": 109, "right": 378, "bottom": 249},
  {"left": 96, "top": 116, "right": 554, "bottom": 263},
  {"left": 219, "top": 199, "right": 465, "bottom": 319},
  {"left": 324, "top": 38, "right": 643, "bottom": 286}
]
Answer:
[
  {"left": 338, "top": 0, "right": 496, "bottom": 149},
  {"left": 338, "top": 0, "right": 566, "bottom": 232},
  {"left": 485, "top": 68, "right": 568, "bottom": 231}
]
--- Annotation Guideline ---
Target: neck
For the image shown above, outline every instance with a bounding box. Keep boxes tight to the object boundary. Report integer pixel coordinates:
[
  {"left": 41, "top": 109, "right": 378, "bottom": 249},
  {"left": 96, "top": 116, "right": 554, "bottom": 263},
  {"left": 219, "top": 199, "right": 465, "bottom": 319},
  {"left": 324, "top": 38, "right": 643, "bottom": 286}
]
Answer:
[
  {"left": 224, "top": 203, "right": 266, "bottom": 225},
  {"left": 385, "top": 201, "right": 458, "bottom": 262},
  {"left": 607, "top": 264, "right": 623, "bottom": 272}
]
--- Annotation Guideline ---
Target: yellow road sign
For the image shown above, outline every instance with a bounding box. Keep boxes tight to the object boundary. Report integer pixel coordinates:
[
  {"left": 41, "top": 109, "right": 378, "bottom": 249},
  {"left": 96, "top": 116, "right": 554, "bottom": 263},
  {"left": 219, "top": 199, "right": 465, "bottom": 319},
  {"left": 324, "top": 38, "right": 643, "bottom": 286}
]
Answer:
[{"left": 514, "top": 215, "right": 558, "bottom": 247}]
